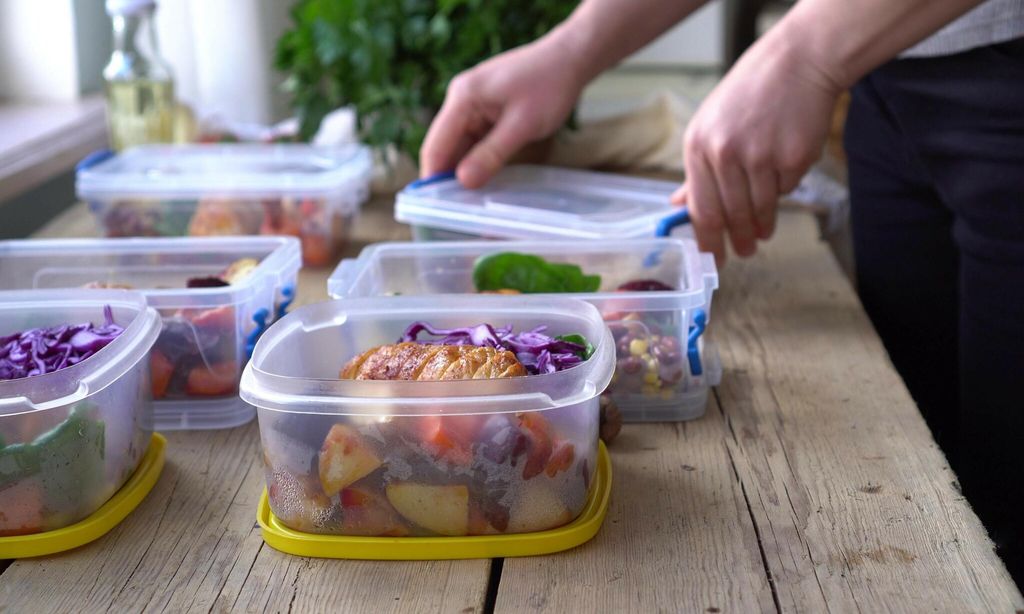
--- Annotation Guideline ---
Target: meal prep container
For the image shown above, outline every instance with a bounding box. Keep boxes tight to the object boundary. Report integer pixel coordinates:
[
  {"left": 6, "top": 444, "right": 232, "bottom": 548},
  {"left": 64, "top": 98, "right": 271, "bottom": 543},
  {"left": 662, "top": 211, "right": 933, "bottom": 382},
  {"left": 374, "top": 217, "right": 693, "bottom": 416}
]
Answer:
[
  {"left": 240, "top": 295, "right": 614, "bottom": 538},
  {"left": 395, "top": 165, "right": 692, "bottom": 242},
  {"left": 0, "top": 290, "right": 160, "bottom": 538},
  {"left": 76, "top": 143, "right": 373, "bottom": 266},
  {"left": 328, "top": 239, "right": 719, "bottom": 421},
  {"left": 0, "top": 236, "right": 302, "bottom": 430}
]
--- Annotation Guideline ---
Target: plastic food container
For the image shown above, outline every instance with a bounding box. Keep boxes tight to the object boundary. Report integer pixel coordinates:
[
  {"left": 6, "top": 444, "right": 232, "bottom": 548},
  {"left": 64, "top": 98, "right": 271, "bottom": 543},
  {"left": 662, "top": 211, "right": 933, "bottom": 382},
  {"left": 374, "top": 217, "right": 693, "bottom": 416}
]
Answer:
[
  {"left": 0, "top": 237, "right": 302, "bottom": 430},
  {"left": 0, "top": 289, "right": 160, "bottom": 537},
  {"left": 240, "top": 295, "right": 614, "bottom": 538},
  {"left": 328, "top": 239, "right": 719, "bottom": 421},
  {"left": 76, "top": 143, "right": 373, "bottom": 266},
  {"left": 395, "top": 165, "right": 692, "bottom": 242}
]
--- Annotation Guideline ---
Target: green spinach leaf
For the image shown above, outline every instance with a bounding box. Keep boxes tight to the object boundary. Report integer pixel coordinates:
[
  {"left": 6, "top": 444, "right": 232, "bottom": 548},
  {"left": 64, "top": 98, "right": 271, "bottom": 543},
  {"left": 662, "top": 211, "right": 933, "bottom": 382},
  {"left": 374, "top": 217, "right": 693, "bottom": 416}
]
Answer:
[{"left": 473, "top": 252, "right": 601, "bottom": 294}]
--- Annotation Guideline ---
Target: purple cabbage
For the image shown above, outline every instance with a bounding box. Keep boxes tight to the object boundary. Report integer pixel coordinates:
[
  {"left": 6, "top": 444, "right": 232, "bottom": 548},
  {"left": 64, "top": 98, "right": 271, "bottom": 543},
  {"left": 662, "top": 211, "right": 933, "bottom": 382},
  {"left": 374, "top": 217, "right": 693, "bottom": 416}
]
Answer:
[
  {"left": 400, "top": 322, "right": 589, "bottom": 375},
  {"left": 0, "top": 306, "right": 124, "bottom": 381}
]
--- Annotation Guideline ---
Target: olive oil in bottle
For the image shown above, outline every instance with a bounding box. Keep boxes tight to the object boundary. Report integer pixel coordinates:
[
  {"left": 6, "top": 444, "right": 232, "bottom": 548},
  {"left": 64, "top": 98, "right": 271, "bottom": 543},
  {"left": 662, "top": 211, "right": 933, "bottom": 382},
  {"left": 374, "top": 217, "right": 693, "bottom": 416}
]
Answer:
[{"left": 103, "top": 0, "right": 174, "bottom": 151}]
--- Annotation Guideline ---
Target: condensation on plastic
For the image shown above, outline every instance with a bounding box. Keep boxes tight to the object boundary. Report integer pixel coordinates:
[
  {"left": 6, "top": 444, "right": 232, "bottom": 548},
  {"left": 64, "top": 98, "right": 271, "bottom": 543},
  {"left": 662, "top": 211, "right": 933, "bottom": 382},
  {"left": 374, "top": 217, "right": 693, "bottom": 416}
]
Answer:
[
  {"left": 0, "top": 236, "right": 301, "bottom": 430},
  {"left": 327, "top": 238, "right": 719, "bottom": 422}
]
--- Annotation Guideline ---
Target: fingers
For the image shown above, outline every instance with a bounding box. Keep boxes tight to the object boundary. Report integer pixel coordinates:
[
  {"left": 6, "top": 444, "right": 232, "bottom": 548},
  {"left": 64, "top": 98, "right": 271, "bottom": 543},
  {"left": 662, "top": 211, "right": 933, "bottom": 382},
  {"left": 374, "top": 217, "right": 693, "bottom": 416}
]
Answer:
[
  {"left": 748, "top": 168, "right": 779, "bottom": 239},
  {"left": 420, "top": 89, "right": 473, "bottom": 178},
  {"left": 670, "top": 184, "right": 688, "bottom": 205},
  {"left": 456, "top": 106, "right": 536, "bottom": 188},
  {"left": 684, "top": 150, "right": 728, "bottom": 265},
  {"left": 710, "top": 162, "right": 757, "bottom": 257}
]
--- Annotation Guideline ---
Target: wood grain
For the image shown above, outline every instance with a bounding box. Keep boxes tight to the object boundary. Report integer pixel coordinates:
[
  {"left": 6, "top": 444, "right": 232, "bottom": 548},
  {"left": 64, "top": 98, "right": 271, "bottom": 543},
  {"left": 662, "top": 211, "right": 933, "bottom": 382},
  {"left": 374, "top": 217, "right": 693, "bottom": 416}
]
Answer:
[
  {"left": 495, "top": 400, "right": 776, "bottom": 613},
  {"left": 711, "top": 212, "right": 1023, "bottom": 612}
]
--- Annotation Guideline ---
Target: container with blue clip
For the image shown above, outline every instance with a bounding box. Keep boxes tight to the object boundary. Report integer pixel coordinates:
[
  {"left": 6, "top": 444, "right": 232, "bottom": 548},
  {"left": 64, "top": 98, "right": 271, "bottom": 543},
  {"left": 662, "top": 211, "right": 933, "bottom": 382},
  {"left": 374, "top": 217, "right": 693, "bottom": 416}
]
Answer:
[
  {"left": 395, "top": 165, "right": 693, "bottom": 242},
  {"left": 328, "top": 237, "right": 719, "bottom": 421},
  {"left": 0, "top": 236, "right": 302, "bottom": 430}
]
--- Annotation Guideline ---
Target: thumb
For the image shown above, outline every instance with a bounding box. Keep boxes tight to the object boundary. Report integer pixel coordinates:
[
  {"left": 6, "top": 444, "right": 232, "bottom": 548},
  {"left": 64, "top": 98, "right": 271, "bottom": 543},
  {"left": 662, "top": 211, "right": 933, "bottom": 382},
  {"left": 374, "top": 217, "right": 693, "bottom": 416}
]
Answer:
[
  {"left": 456, "top": 109, "right": 535, "bottom": 188},
  {"left": 670, "top": 183, "right": 688, "bottom": 205}
]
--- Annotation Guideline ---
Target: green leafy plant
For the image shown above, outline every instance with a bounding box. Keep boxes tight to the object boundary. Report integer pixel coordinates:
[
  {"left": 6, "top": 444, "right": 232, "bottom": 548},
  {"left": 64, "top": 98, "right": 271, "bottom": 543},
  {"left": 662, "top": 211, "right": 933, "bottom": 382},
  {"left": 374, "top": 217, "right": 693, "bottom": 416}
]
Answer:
[
  {"left": 473, "top": 252, "right": 601, "bottom": 293},
  {"left": 275, "top": 0, "right": 578, "bottom": 161}
]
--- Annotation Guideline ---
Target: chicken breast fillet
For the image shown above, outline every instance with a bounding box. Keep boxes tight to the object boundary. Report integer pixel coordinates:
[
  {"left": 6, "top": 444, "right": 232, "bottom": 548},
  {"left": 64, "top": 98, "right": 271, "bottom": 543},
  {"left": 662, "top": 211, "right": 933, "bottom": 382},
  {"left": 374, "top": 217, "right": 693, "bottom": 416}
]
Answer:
[{"left": 340, "top": 343, "right": 526, "bottom": 380}]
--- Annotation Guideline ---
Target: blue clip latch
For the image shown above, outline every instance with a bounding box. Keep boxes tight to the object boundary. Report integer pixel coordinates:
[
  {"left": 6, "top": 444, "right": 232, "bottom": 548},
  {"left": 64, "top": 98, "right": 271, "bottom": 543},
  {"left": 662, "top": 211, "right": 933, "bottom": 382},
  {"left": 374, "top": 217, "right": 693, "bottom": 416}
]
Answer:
[
  {"left": 406, "top": 170, "right": 456, "bottom": 190},
  {"left": 245, "top": 308, "right": 270, "bottom": 359},
  {"left": 275, "top": 285, "right": 295, "bottom": 321},
  {"left": 686, "top": 308, "right": 707, "bottom": 376}
]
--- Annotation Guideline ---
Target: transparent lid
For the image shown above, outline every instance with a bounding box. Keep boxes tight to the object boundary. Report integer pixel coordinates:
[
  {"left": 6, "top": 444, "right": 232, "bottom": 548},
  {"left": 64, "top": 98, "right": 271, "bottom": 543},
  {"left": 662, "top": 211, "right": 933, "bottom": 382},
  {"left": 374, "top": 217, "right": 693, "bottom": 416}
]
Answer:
[
  {"left": 77, "top": 144, "right": 373, "bottom": 200},
  {"left": 395, "top": 165, "right": 684, "bottom": 240},
  {"left": 240, "top": 295, "right": 615, "bottom": 416},
  {"left": 0, "top": 290, "right": 161, "bottom": 415}
]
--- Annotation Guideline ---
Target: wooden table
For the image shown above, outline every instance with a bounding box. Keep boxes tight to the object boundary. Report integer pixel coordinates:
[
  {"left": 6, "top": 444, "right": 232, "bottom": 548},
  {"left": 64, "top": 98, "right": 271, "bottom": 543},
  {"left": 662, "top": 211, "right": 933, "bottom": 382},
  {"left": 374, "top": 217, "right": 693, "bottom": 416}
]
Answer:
[{"left": 1, "top": 195, "right": 1021, "bottom": 613}]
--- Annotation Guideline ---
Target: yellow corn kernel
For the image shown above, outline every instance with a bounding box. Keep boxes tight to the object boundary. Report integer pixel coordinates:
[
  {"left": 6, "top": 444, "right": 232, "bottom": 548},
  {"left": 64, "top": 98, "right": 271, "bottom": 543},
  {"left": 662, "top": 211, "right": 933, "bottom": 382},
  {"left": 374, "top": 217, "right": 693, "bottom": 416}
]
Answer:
[
  {"left": 643, "top": 372, "right": 659, "bottom": 385},
  {"left": 629, "top": 338, "right": 649, "bottom": 356}
]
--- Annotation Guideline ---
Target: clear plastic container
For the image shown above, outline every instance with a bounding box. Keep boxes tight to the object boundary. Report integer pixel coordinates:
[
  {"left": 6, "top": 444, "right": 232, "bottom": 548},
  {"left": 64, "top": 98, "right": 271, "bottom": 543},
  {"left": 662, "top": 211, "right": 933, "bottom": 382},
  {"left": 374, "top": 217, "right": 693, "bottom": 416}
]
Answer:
[
  {"left": 328, "top": 238, "right": 719, "bottom": 421},
  {"left": 395, "top": 165, "right": 692, "bottom": 242},
  {"left": 240, "top": 295, "right": 614, "bottom": 537},
  {"left": 0, "top": 289, "right": 160, "bottom": 536},
  {"left": 0, "top": 236, "right": 302, "bottom": 430},
  {"left": 76, "top": 143, "right": 373, "bottom": 266}
]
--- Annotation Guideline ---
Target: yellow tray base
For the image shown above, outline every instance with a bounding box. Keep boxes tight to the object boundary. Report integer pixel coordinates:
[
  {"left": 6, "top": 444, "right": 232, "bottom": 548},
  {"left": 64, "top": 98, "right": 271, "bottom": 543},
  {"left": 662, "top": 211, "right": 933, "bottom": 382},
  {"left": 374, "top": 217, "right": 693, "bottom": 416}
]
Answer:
[
  {"left": 0, "top": 433, "right": 166, "bottom": 559},
  {"left": 258, "top": 440, "right": 612, "bottom": 560}
]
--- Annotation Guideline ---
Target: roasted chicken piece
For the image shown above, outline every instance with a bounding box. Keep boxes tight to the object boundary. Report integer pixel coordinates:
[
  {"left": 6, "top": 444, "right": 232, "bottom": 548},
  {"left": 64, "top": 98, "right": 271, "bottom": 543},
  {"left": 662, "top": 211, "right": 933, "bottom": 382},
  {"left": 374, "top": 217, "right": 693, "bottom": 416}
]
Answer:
[{"left": 340, "top": 343, "right": 526, "bottom": 381}]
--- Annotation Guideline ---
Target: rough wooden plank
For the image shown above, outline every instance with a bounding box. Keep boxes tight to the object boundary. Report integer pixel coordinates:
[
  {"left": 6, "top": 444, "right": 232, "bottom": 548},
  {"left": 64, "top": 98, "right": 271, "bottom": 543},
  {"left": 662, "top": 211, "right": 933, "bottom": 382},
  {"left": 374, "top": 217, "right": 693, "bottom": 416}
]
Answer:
[
  {"left": 494, "top": 396, "right": 776, "bottom": 613},
  {"left": 712, "top": 211, "right": 1023, "bottom": 612}
]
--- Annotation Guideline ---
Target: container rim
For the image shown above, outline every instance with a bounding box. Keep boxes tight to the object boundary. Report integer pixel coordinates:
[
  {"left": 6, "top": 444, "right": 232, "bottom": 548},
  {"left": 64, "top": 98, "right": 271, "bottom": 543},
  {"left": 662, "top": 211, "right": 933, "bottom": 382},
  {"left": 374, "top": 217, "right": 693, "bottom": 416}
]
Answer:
[
  {"left": 240, "top": 295, "right": 615, "bottom": 416},
  {"left": 0, "top": 289, "right": 161, "bottom": 415},
  {"left": 327, "top": 238, "right": 719, "bottom": 309},
  {"left": 0, "top": 236, "right": 302, "bottom": 306},
  {"left": 76, "top": 143, "right": 373, "bottom": 200}
]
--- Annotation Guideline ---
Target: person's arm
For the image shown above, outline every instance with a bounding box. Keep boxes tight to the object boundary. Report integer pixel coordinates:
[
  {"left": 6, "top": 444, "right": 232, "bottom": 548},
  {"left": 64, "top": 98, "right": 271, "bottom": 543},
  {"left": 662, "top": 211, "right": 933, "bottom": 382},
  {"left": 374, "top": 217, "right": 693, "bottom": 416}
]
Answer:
[
  {"left": 679, "top": 0, "right": 986, "bottom": 263},
  {"left": 420, "top": 0, "right": 707, "bottom": 187}
]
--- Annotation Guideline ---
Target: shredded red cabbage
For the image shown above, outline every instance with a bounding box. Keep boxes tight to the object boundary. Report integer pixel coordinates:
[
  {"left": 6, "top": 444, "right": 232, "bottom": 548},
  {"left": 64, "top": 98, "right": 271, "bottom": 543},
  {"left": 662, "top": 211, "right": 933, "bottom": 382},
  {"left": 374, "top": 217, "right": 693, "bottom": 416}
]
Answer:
[
  {"left": 0, "top": 306, "right": 124, "bottom": 381},
  {"left": 400, "top": 322, "right": 588, "bottom": 375}
]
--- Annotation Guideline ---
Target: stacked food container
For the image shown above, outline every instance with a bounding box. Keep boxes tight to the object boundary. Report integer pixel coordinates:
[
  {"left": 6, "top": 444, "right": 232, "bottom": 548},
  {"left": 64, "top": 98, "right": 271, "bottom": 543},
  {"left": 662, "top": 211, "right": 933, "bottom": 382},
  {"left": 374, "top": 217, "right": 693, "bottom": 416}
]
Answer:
[
  {"left": 0, "top": 236, "right": 302, "bottom": 430},
  {"left": 0, "top": 290, "right": 163, "bottom": 557},
  {"left": 76, "top": 143, "right": 373, "bottom": 266}
]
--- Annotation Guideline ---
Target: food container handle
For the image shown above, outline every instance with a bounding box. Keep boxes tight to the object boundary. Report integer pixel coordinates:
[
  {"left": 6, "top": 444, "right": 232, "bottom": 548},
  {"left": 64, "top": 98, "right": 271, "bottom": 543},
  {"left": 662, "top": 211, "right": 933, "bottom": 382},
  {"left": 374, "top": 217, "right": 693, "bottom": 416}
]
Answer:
[
  {"left": 687, "top": 308, "right": 707, "bottom": 376},
  {"left": 406, "top": 170, "right": 456, "bottom": 190},
  {"left": 245, "top": 308, "right": 271, "bottom": 359},
  {"left": 275, "top": 285, "right": 295, "bottom": 321},
  {"left": 644, "top": 207, "right": 692, "bottom": 267},
  {"left": 76, "top": 148, "right": 114, "bottom": 172},
  {"left": 655, "top": 207, "right": 691, "bottom": 237}
]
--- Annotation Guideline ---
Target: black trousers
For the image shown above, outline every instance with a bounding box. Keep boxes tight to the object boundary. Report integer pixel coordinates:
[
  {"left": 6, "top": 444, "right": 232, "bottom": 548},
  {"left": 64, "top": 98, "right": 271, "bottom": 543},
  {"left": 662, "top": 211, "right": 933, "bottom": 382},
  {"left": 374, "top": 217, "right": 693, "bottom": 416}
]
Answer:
[{"left": 845, "top": 37, "right": 1024, "bottom": 583}]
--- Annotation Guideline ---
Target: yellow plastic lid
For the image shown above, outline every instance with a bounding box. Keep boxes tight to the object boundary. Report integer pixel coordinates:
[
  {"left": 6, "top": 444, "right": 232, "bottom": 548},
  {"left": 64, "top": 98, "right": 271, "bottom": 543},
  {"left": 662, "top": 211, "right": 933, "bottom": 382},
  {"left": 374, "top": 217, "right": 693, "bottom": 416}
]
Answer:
[
  {"left": 258, "top": 440, "right": 612, "bottom": 560},
  {"left": 0, "top": 433, "right": 166, "bottom": 559}
]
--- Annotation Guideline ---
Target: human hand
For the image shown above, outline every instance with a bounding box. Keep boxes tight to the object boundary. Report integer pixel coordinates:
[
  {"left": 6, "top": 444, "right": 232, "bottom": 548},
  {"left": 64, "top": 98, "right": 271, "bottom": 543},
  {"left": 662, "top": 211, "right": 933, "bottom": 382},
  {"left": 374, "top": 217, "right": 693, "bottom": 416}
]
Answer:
[
  {"left": 674, "top": 34, "right": 842, "bottom": 263},
  {"left": 420, "top": 37, "right": 587, "bottom": 188}
]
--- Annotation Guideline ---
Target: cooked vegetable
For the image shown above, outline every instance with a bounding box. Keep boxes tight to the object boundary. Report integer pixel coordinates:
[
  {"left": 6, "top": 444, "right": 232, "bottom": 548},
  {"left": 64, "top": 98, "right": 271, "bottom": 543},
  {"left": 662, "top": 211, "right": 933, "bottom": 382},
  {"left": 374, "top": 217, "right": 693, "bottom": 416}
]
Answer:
[
  {"left": 0, "top": 306, "right": 123, "bottom": 381},
  {"left": 473, "top": 252, "right": 601, "bottom": 294},
  {"left": 401, "top": 321, "right": 591, "bottom": 374}
]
